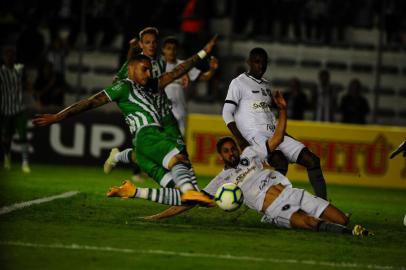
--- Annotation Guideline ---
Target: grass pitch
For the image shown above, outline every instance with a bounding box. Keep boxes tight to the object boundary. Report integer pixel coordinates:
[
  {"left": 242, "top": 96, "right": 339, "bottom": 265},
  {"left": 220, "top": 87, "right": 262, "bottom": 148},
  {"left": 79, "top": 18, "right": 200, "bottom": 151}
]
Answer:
[{"left": 0, "top": 164, "right": 405, "bottom": 270}]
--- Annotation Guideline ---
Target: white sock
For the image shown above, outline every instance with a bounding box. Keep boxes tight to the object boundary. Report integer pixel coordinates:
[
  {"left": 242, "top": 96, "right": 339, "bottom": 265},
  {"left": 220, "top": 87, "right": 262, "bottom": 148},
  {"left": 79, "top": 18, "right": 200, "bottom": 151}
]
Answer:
[{"left": 114, "top": 148, "right": 132, "bottom": 164}]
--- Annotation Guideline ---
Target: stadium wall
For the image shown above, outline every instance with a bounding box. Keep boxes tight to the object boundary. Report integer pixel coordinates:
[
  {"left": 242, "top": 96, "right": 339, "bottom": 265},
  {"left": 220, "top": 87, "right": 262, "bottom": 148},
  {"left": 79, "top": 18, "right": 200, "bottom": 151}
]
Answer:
[{"left": 186, "top": 114, "right": 406, "bottom": 188}]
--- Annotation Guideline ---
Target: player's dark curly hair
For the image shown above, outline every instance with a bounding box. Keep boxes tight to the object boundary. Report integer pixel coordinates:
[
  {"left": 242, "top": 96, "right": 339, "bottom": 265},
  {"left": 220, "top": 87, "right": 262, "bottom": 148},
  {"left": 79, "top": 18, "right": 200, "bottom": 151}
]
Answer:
[
  {"left": 216, "top": 136, "right": 237, "bottom": 154},
  {"left": 249, "top": 47, "right": 268, "bottom": 61},
  {"left": 163, "top": 36, "right": 179, "bottom": 47}
]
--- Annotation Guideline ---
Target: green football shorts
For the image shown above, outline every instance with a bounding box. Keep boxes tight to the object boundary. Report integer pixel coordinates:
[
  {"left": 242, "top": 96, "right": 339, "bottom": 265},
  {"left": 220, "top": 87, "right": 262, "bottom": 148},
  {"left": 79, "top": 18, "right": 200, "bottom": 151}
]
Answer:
[{"left": 134, "top": 126, "right": 185, "bottom": 185}]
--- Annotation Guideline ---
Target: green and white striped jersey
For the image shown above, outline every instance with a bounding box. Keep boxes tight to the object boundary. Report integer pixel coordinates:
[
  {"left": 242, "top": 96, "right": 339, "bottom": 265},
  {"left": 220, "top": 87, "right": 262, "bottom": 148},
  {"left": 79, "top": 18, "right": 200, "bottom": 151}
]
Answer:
[
  {"left": 0, "top": 64, "right": 25, "bottom": 115},
  {"left": 115, "top": 56, "right": 173, "bottom": 119},
  {"left": 104, "top": 78, "right": 164, "bottom": 136}
]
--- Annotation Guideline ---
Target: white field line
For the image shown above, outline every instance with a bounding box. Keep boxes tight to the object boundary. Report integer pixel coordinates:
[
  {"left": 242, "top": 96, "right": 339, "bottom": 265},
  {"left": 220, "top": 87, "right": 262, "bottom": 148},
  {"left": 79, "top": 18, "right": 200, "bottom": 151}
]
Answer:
[
  {"left": 0, "top": 191, "right": 79, "bottom": 215},
  {"left": 0, "top": 241, "right": 404, "bottom": 270}
]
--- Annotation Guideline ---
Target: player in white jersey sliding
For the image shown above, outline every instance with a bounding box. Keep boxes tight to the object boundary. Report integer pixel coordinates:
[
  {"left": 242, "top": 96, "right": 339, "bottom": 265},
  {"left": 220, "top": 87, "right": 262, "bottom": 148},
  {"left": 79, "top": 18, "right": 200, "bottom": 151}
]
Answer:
[
  {"left": 107, "top": 91, "right": 371, "bottom": 236},
  {"left": 222, "top": 47, "right": 327, "bottom": 200},
  {"left": 162, "top": 36, "right": 218, "bottom": 136}
]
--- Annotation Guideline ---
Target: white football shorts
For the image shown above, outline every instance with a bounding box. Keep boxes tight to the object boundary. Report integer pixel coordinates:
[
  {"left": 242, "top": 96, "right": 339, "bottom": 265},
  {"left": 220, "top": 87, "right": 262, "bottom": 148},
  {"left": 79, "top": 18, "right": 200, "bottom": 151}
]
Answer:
[{"left": 261, "top": 187, "right": 329, "bottom": 228}]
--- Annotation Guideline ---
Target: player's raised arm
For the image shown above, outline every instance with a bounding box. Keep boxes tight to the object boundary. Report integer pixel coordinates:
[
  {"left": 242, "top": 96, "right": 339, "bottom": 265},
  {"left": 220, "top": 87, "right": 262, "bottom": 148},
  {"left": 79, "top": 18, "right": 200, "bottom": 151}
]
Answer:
[
  {"left": 267, "top": 91, "right": 287, "bottom": 151},
  {"left": 158, "top": 35, "right": 218, "bottom": 90},
  {"left": 198, "top": 56, "right": 219, "bottom": 81},
  {"left": 32, "top": 91, "right": 110, "bottom": 127}
]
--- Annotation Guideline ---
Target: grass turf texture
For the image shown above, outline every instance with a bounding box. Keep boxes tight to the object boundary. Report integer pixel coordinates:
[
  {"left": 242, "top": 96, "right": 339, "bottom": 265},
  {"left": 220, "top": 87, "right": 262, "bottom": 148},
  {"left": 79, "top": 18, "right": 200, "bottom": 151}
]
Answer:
[{"left": 0, "top": 164, "right": 405, "bottom": 270}]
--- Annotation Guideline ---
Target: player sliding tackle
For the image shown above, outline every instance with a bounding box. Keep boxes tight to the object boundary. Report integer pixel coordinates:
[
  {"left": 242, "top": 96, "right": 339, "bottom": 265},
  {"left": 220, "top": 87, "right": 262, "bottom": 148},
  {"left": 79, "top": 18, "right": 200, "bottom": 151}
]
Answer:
[
  {"left": 108, "top": 91, "right": 372, "bottom": 236},
  {"left": 33, "top": 35, "right": 219, "bottom": 206}
]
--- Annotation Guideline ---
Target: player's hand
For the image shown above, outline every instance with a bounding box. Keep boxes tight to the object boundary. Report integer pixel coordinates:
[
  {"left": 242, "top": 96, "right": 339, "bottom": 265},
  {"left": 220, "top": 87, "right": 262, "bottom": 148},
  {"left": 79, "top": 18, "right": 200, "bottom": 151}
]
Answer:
[
  {"left": 32, "top": 114, "right": 61, "bottom": 127},
  {"left": 142, "top": 214, "right": 162, "bottom": 221},
  {"left": 181, "top": 74, "right": 190, "bottom": 89},
  {"left": 272, "top": 91, "right": 287, "bottom": 110},
  {"left": 209, "top": 56, "right": 219, "bottom": 70},
  {"left": 203, "top": 34, "right": 218, "bottom": 55},
  {"left": 129, "top": 38, "right": 139, "bottom": 48}
]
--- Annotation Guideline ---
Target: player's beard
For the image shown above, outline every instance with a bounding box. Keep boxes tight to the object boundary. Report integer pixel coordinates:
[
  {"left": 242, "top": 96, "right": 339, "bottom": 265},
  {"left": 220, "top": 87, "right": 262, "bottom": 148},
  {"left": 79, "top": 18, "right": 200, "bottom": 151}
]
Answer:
[{"left": 228, "top": 155, "right": 240, "bottom": 168}]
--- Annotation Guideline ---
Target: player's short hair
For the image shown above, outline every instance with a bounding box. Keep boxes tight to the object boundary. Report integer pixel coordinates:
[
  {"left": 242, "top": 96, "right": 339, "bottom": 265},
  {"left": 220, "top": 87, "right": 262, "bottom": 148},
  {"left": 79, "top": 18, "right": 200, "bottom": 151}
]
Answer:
[
  {"left": 249, "top": 47, "right": 268, "bottom": 61},
  {"left": 128, "top": 53, "right": 151, "bottom": 66},
  {"left": 216, "top": 136, "right": 237, "bottom": 154},
  {"left": 162, "top": 36, "right": 179, "bottom": 47},
  {"left": 139, "top": 27, "right": 159, "bottom": 40}
]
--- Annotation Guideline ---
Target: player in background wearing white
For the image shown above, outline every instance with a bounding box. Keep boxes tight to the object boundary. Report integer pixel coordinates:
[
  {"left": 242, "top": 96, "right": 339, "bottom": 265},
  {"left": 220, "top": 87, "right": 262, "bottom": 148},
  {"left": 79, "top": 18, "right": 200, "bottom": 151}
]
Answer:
[
  {"left": 108, "top": 91, "right": 371, "bottom": 236},
  {"left": 222, "top": 47, "right": 327, "bottom": 200},
  {"left": 162, "top": 36, "right": 218, "bottom": 136}
]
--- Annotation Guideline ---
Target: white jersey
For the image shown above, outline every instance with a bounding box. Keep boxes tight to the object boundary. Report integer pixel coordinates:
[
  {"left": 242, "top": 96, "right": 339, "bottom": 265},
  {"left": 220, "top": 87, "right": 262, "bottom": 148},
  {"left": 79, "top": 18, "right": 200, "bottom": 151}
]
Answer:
[
  {"left": 225, "top": 73, "right": 276, "bottom": 140},
  {"left": 203, "top": 145, "right": 291, "bottom": 212},
  {"left": 164, "top": 59, "right": 201, "bottom": 135}
]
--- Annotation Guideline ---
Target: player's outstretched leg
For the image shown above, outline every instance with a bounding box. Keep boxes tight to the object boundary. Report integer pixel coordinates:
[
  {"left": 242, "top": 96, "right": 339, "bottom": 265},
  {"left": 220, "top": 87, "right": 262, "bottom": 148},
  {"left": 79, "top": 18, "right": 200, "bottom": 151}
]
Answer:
[
  {"left": 290, "top": 210, "right": 373, "bottom": 236},
  {"left": 168, "top": 155, "right": 213, "bottom": 207},
  {"left": 297, "top": 148, "right": 327, "bottom": 199},
  {"left": 104, "top": 148, "right": 120, "bottom": 174},
  {"left": 107, "top": 180, "right": 136, "bottom": 198},
  {"left": 319, "top": 205, "right": 349, "bottom": 225}
]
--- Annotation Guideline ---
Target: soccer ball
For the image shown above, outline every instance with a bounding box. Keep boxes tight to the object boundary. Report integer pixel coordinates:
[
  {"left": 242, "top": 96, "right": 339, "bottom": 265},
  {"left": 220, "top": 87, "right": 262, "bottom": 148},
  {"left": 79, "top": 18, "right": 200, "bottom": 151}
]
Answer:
[{"left": 215, "top": 183, "right": 243, "bottom": 212}]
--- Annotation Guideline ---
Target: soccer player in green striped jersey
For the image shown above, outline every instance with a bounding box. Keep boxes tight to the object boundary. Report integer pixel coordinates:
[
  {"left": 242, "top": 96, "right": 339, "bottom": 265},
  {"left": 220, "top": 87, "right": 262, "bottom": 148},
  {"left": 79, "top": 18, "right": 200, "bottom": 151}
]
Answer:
[
  {"left": 0, "top": 47, "right": 31, "bottom": 173},
  {"left": 110, "top": 27, "right": 185, "bottom": 182},
  {"left": 33, "top": 36, "right": 218, "bottom": 206}
]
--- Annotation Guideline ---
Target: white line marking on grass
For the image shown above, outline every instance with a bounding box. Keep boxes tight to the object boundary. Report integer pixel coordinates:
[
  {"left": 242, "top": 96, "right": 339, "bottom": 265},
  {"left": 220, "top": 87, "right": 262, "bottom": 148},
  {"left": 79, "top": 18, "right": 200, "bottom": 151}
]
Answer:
[
  {"left": 0, "top": 241, "right": 404, "bottom": 270},
  {"left": 0, "top": 191, "right": 79, "bottom": 215}
]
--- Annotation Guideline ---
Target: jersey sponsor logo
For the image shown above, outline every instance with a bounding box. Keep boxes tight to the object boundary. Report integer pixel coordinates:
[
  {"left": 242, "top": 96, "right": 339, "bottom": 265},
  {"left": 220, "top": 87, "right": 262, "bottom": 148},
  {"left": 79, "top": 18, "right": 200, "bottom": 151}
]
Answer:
[
  {"left": 234, "top": 165, "right": 256, "bottom": 185},
  {"left": 251, "top": 101, "right": 272, "bottom": 112},
  {"left": 282, "top": 204, "right": 290, "bottom": 211},
  {"left": 259, "top": 178, "right": 269, "bottom": 190}
]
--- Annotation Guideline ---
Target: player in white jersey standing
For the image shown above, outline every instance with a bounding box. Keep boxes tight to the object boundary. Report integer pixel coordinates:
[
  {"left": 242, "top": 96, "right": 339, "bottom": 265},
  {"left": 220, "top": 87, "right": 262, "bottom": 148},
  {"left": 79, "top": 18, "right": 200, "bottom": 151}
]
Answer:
[
  {"left": 222, "top": 48, "right": 327, "bottom": 200},
  {"left": 162, "top": 36, "right": 218, "bottom": 136}
]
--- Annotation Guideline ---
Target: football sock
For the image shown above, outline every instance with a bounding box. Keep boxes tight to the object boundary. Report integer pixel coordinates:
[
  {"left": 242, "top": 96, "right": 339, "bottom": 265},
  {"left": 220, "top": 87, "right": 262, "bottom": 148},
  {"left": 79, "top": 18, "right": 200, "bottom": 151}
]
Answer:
[
  {"left": 21, "top": 143, "right": 29, "bottom": 164},
  {"left": 307, "top": 166, "right": 327, "bottom": 200},
  {"left": 135, "top": 187, "right": 182, "bottom": 206},
  {"left": 171, "top": 163, "right": 195, "bottom": 193},
  {"left": 115, "top": 148, "right": 132, "bottom": 164},
  {"left": 189, "top": 167, "right": 200, "bottom": 191},
  {"left": 317, "top": 221, "right": 352, "bottom": 235}
]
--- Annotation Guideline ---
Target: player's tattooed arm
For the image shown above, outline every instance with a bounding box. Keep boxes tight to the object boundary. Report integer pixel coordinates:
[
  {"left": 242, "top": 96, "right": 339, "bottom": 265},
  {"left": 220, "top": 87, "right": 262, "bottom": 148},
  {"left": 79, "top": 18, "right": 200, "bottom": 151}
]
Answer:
[
  {"left": 33, "top": 91, "right": 110, "bottom": 127},
  {"left": 267, "top": 91, "right": 287, "bottom": 152},
  {"left": 142, "top": 205, "right": 195, "bottom": 221},
  {"left": 158, "top": 35, "right": 218, "bottom": 90}
]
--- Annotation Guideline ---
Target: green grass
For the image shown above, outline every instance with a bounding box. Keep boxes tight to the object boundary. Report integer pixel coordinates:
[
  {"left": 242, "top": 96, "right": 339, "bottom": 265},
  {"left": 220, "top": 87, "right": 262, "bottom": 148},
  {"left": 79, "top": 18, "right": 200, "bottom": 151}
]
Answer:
[{"left": 0, "top": 164, "right": 406, "bottom": 270}]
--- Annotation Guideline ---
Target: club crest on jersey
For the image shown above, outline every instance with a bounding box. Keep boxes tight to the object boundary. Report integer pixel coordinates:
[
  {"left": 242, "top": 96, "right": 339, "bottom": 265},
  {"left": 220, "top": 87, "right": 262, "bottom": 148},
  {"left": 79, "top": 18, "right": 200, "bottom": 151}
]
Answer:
[{"left": 240, "top": 158, "right": 250, "bottom": 166}]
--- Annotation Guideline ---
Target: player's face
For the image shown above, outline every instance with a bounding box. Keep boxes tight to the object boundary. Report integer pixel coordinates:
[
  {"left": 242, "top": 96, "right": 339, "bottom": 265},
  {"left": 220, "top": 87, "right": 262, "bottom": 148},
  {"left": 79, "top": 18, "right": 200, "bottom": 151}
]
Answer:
[
  {"left": 139, "top": 33, "right": 158, "bottom": 58},
  {"left": 162, "top": 43, "right": 177, "bottom": 63},
  {"left": 129, "top": 59, "right": 152, "bottom": 86},
  {"left": 219, "top": 141, "right": 240, "bottom": 168},
  {"left": 248, "top": 54, "right": 267, "bottom": 79}
]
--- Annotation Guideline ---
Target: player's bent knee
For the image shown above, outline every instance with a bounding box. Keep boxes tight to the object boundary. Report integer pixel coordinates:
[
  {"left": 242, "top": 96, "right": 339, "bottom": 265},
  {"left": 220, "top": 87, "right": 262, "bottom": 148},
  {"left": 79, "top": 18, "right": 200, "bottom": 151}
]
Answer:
[{"left": 167, "top": 154, "right": 190, "bottom": 170}]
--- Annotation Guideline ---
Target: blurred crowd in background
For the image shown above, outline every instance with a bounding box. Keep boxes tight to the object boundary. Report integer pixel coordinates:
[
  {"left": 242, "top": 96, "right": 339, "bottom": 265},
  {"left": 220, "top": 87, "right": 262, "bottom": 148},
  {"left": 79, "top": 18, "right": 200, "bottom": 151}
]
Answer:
[{"left": 1, "top": 0, "right": 405, "bottom": 125}]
